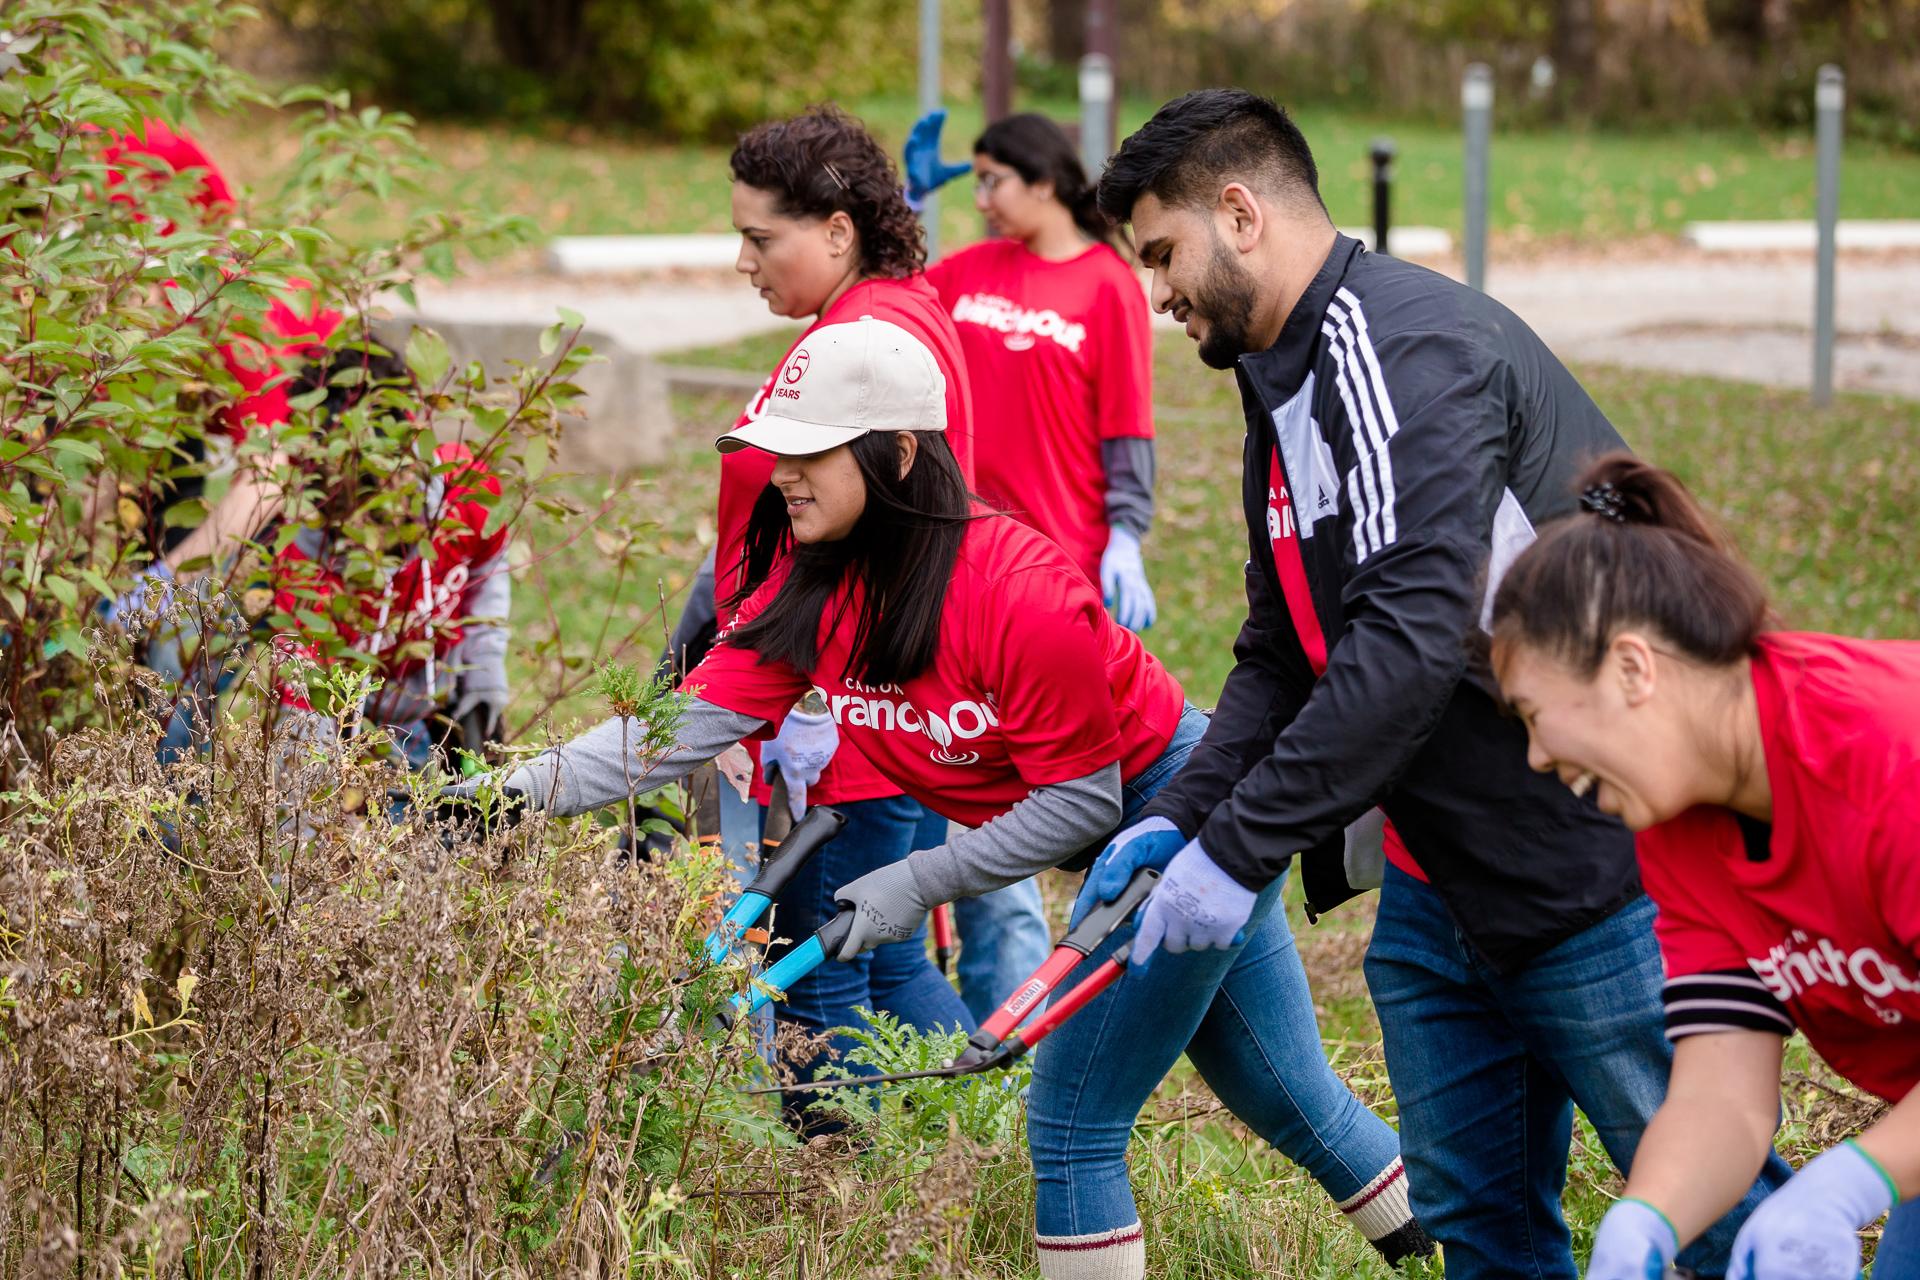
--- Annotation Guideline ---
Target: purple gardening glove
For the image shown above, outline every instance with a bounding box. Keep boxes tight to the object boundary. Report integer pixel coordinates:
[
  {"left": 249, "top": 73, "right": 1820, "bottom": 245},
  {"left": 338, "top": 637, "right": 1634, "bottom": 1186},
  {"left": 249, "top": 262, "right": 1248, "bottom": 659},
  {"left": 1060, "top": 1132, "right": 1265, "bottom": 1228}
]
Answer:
[
  {"left": 1129, "top": 838, "right": 1258, "bottom": 967},
  {"left": 1585, "top": 1198, "right": 1679, "bottom": 1280},
  {"left": 1728, "top": 1141, "right": 1894, "bottom": 1280}
]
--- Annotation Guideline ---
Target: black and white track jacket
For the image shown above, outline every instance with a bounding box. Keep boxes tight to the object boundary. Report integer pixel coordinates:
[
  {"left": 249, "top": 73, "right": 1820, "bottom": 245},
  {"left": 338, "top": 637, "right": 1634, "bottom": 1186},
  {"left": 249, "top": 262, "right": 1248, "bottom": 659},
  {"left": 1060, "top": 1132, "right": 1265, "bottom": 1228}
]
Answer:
[{"left": 1141, "top": 235, "right": 1643, "bottom": 971}]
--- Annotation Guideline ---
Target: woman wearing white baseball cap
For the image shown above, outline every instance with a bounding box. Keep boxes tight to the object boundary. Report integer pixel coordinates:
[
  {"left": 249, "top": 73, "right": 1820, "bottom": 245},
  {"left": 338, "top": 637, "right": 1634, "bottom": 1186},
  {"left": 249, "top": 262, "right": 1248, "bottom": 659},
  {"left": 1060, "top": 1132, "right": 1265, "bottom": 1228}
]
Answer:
[{"left": 457, "top": 316, "right": 1425, "bottom": 1276}]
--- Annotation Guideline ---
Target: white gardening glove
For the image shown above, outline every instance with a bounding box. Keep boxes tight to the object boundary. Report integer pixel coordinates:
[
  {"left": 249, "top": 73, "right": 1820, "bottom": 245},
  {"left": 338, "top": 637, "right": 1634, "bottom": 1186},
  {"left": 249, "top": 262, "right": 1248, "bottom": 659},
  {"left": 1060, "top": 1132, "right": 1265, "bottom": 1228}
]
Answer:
[
  {"left": 1585, "top": 1198, "right": 1679, "bottom": 1280},
  {"left": 1728, "top": 1141, "right": 1896, "bottom": 1280},
  {"left": 1099, "top": 527, "right": 1156, "bottom": 632},
  {"left": 714, "top": 742, "right": 755, "bottom": 802},
  {"left": 833, "top": 857, "right": 936, "bottom": 960},
  {"left": 759, "top": 708, "right": 838, "bottom": 821}
]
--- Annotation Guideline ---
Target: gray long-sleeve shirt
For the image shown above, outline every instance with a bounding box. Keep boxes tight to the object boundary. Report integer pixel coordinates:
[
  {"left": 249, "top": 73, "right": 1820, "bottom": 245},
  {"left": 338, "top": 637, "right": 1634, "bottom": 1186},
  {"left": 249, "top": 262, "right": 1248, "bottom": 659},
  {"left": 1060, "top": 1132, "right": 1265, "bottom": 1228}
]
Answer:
[{"left": 489, "top": 697, "right": 1121, "bottom": 899}]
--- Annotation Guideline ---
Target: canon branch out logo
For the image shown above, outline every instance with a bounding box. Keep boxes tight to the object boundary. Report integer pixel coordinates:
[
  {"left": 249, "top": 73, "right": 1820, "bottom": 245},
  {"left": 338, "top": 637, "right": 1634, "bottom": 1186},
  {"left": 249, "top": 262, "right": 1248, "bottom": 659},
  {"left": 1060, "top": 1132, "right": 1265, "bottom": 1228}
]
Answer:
[
  {"left": 920, "top": 708, "right": 981, "bottom": 766},
  {"left": 783, "top": 349, "right": 810, "bottom": 384},
  {"left": 824, "top": 689, "right": 997, "bottom": 766}
]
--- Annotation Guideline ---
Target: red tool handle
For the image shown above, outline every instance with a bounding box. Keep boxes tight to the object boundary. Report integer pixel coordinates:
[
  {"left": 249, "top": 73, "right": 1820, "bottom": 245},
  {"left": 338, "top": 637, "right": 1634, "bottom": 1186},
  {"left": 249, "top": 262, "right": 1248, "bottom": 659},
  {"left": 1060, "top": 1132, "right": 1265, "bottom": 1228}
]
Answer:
[
  {"left": 1006, "top": 954, "right": 1128, "bottom": 1054},
  {"left": 977, "top": 945, "right": 1082, "bottom": 1043},
  {"left": 931, "top": 902, "right": 956, "bottom": 974}
]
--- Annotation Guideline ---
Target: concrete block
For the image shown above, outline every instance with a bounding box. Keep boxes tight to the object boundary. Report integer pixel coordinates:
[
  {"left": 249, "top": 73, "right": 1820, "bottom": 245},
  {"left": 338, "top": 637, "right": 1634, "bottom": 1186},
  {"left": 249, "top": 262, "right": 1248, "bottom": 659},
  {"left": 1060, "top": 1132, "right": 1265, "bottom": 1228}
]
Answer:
[
  {"left": 1686, "top": 220, "right": 1920, "bottom": 252},
  {"left": 393, "top": 317, "right": 673, "bottom": 472}
]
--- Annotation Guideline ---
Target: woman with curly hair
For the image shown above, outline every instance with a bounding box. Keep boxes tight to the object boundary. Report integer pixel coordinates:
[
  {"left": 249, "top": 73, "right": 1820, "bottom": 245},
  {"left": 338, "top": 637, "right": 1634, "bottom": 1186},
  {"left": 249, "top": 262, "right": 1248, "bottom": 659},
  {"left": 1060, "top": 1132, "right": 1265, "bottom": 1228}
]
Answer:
[{"left": 655, "top": 106, "right": 1049, "bottom": 1122}]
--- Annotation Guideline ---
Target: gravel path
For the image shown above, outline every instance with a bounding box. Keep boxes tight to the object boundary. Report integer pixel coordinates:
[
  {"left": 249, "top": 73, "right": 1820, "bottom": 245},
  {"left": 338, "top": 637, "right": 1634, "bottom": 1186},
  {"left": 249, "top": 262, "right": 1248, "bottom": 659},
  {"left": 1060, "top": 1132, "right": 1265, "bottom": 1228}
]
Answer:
[{"left": 398, "top": 249, "right": 1920, "bottom": 399}]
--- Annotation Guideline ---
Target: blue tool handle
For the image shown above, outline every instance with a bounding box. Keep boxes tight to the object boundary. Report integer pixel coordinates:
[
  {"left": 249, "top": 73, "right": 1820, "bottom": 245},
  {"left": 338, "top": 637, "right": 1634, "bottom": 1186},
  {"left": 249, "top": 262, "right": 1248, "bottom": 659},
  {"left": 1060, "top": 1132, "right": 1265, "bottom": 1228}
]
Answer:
[
  {"left": 732, "top": 934, "right": 826, "bottom": 1020},
  {"left": 702, "top": 891, "right": 771, "bottom": 966},
  {"left": 726, "top": 907, "right": 856, "bottom": 1021}
]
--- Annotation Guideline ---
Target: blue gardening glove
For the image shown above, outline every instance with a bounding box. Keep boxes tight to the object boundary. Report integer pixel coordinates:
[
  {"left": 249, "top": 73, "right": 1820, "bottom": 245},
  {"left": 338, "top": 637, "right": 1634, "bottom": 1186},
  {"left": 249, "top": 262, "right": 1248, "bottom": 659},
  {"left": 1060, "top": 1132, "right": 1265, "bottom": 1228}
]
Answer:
[
  {"left": 1585, "top": 1198, "right": 1679, "bottom": 1280},
  {"left": 1130, "top": 839, "right": 1258, "bottom": 967},
  {"left": 101, "top": 561, "right": 174, "bottom": 629},
  {"left": 903, "top": 109, "right": 971, "bottom": 205},
  {"left": 1728, "top": 1141, "right": 1895, "bottom": 1280},
  {"left": 760, "top": 708, "right": 838, "bottom": 821},
  {"left": 1070, "top": 816, "right": 1186, "bottom": 929},
  {"left": 834, "top": 856, "right": 936, "bottom": 960},
  {"left": 1099, "top": 527, "right": 1156, "bottom": 632}
]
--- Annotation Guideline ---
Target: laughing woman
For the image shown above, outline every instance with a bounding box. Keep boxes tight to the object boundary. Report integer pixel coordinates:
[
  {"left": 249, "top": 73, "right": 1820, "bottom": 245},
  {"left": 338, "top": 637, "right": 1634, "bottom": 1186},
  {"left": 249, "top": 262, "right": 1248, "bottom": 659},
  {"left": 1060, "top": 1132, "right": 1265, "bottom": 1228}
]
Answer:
[
  {"left": 1491, "top": 455, "right": 1920, "bottom": 1280},
  {"left": 460, "top": 318, "right": 1426, "bottom": 1275}
]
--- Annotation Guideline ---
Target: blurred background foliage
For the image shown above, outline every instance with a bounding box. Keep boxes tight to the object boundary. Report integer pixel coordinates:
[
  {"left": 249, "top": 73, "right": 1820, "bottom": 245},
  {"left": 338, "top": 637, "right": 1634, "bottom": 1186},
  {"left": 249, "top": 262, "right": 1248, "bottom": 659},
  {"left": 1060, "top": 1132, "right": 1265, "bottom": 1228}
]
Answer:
[{"left": 237, "top": 0, "right": 1920, "bottom": 147}]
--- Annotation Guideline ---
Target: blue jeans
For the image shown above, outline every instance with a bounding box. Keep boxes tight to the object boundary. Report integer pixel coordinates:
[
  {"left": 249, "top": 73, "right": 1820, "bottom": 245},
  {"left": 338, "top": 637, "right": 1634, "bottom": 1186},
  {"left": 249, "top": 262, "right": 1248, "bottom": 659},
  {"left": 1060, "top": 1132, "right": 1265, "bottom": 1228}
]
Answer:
[
  {"left": 1028, "top": 706, "right": 1404, "bottom": 1236},
  {"left": 1364, "top": 862, "right": 1792, "bottom": 1279},
  {"left": 757, "top": 793, "right": 976, "bottom": 1112},
  {"left": 144, "top": 620, "right": 239, "bottom": 766},
  {"left": 1876, "top": 1200, "right": 1920, "bottom": 1280}
]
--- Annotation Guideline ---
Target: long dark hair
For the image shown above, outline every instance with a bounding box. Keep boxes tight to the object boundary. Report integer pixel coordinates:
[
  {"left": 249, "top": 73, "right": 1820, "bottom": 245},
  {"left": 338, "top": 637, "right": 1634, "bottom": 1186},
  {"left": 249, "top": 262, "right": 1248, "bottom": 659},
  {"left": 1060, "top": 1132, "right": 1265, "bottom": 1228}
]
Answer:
[
  {"left": 729, "top": 105, "right": 926, "bottom": 279},
  {"left": 975, "top": 113, "right": 1122, "bottom": 252},
  {"left": 1490, "top": 453, "right": 1773, "bottom": 679},
  {"left": 726, "top": 431, "right": 972, "bottom": 687}
]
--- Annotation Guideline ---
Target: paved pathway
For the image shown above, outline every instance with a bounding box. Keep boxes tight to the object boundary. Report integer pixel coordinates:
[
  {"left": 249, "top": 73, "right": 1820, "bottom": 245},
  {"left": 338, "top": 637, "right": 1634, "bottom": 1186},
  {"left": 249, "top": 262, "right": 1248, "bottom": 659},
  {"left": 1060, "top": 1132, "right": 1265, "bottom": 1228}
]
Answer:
[{"left": 400, "top": 249, "right": 1920, "bottom": 399}]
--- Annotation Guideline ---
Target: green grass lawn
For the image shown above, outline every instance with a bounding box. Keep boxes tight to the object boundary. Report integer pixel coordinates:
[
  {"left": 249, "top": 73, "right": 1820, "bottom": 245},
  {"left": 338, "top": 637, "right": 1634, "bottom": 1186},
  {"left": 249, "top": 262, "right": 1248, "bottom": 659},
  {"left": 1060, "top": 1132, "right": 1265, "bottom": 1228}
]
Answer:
[{"left": 203, "top": 92, "right": 1920, "bottom": 254}]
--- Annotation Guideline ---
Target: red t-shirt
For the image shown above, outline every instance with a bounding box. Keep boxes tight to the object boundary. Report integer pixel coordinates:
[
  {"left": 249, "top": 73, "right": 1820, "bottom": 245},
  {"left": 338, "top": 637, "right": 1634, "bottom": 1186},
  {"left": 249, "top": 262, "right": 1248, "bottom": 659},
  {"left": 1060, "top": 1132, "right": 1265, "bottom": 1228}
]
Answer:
[
  {"left": 713, "top": 274, "right": 976, "bottom": 806},
  {"left": 689, "top": 511, "right": 1185, "bottom": 829},
  {"left": 925, "top": 240, "right": 1152, "bottom": 582},
  {"left": 1265, "top": 446, "right": 1422, "bottom": 880},
  {"left": 216, "top": 287, "right": 344, "bottom": 443},
  {"left": 99, "top": 121, "right": 236, "bottom": 229},
  {"left": 1638, "top": 631, "right": 1920, "bottom": 1102},
  {"left": 272, "top": 442, "right": 508, "bottom": 707}
]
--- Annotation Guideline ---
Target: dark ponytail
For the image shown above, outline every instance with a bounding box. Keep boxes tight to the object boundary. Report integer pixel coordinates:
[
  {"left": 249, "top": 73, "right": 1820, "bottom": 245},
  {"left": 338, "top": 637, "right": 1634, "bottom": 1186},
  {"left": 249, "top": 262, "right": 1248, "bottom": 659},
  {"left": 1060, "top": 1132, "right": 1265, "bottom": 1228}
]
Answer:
[
  {"left": 1490, "top": 453, "right": 1773, "bottom": 678},
  {"left": 974, "top": 113, "right": 1124, "bottom": 253},
  {"left": 725, "top": 431, "right": 973, "bottom": 688}
]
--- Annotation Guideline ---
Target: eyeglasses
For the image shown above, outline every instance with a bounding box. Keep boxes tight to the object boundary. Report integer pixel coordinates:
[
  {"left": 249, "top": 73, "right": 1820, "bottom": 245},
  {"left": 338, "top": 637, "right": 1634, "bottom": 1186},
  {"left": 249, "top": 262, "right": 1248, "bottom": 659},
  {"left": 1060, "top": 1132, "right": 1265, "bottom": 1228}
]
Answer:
[{"left": 973, "top": 171, "right": 1015, "bottom": 195}]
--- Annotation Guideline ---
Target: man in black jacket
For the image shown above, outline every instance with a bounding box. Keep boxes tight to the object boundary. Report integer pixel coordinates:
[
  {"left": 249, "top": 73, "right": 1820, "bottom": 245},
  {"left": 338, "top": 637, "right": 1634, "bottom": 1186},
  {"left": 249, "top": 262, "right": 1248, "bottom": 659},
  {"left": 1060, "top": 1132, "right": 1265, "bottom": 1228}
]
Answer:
[{"left": 1079, "top": 88, "right": 1786, "bottom": 1277}]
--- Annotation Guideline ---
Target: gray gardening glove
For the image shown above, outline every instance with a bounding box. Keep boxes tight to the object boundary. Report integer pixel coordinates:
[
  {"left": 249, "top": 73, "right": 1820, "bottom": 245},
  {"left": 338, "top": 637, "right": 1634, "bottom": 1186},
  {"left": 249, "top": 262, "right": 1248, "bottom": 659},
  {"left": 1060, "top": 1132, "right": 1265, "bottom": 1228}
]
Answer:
[
  {"left": 833, "top": 858, "right": 936, "bottom": 960},
  {"left": 449, "top": 624, "right": 510, "bottom": 743}
]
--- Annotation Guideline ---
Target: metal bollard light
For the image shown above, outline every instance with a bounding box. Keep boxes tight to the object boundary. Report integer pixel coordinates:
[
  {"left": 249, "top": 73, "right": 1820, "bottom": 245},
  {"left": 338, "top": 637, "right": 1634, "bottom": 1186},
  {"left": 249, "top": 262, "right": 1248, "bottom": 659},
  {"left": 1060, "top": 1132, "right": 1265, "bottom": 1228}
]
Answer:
[
  {"left": 1462, "top": 63, "right": 1493, "bottom": 292},
  {"left": 917, "top": 0, "right": 943, "bottom": 259},
  {"left": 1370, "top": 137, "right": 1396, "bottom": 257},
  {"left": 1813, "top": 64, "right": 1844, "bottom": 408},
  {"left": 1079, "top": 53, "right": 1115, "bottom": 179}
]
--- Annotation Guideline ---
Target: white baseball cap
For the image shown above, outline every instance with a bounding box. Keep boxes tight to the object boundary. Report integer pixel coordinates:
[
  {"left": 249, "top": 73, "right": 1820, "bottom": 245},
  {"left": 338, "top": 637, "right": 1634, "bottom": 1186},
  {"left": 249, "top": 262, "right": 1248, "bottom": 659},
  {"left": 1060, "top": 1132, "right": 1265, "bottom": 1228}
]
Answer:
[{"left": 715, "top": 315, "right": 947, "bottom": 457}]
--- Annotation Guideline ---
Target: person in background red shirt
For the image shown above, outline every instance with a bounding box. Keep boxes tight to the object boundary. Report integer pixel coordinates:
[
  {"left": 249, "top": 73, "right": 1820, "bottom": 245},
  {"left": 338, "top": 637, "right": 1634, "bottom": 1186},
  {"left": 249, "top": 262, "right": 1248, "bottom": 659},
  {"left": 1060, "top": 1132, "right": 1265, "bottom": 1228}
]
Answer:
[
  {"left": 1491, "top": 454, "right": 1920, "bottom": 1280},
  {"left": 909, "top": 112, "right": 1157, "bottom": 632}
]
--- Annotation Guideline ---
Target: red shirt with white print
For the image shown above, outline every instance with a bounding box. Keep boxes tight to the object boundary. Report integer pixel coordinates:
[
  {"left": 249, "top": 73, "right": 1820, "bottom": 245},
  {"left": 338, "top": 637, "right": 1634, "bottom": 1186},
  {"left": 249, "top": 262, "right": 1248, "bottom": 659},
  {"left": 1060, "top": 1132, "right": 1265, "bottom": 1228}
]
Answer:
[
  {"left": 689, "top": 510, "right": 1185, "bottom": 829},
  {"left": 1266, "top": 446, "right": 1422, "bottom": 880},
  {"left": 1638, "top": 631, "right": 1920, "bottom": 1102},
  {"left": 272, "top": 442, "right": 508, "bottom": 711},
  {"left": 925, "top": 239, "right": 1152, "bottom": 582},
  {"left": 713, "top": 273, "right": 976, "bottom": 806}
]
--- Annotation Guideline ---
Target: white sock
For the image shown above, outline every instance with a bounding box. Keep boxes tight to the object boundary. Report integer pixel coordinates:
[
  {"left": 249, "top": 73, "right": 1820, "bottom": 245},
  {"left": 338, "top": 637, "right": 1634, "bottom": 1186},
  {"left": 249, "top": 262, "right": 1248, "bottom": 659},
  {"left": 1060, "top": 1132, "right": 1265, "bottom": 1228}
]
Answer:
[
  {"left": 1338, "top": 1156, "right": 1416, "bottom": 1242},
  {"left": 1035, "top": 1223, "right": 1146, "bottom": 1280}
]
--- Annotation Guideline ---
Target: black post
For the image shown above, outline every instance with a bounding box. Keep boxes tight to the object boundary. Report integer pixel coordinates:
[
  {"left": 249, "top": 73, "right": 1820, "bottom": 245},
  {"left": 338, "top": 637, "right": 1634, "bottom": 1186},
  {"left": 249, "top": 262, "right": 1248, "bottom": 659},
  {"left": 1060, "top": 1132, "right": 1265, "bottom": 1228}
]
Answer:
[{"left": 1369, "top": 137, "right": 1395, "bottom": 258}]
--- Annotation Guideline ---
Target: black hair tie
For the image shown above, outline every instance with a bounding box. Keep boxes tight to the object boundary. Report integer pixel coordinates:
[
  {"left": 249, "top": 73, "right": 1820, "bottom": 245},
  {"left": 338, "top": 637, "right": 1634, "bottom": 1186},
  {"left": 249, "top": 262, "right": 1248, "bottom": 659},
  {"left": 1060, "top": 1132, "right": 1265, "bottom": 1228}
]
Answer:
[{"left": 1580, "top": 482, "right": 1628, "bottom": 524}]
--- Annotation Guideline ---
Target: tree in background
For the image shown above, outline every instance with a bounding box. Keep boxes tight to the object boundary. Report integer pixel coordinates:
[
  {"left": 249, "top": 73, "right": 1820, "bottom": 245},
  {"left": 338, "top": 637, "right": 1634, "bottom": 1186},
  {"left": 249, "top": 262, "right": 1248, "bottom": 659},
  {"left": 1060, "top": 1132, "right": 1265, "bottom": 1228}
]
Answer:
[{"left": 256, "top": 0, "right": 926, "bottom": 139}]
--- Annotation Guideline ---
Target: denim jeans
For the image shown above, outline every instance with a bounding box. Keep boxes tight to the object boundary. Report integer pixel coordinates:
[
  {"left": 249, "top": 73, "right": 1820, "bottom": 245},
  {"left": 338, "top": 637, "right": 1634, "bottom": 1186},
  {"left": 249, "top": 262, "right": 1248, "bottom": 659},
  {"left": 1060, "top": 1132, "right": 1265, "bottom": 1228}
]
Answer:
[
  {"left": 1028, "top": 706, "right": 1405, "bottom": 1236},
  {"left": 1876, "top": 1200, "right": 1920, "bottom": 1280},
  {"left": 1363, "top": 862, "right": 1792, "bottom": 1279},
  {"left": 754, "top": 793, "right": 976, "bottom": 1121},
  {"left": 144, "top": 621, "right": 239, "bottom": 766}
]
